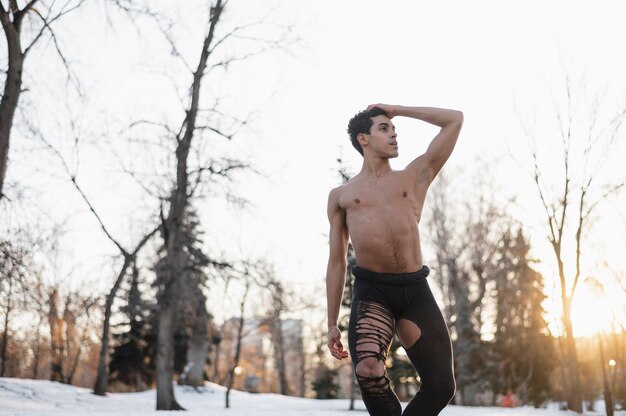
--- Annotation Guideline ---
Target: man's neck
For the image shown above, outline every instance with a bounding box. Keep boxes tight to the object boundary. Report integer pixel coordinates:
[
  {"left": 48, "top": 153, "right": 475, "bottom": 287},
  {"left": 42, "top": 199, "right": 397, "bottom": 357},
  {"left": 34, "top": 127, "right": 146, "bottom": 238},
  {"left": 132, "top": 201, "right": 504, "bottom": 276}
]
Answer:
[{"left": 360, "top": 157, "right": 392, "bottom": 178}]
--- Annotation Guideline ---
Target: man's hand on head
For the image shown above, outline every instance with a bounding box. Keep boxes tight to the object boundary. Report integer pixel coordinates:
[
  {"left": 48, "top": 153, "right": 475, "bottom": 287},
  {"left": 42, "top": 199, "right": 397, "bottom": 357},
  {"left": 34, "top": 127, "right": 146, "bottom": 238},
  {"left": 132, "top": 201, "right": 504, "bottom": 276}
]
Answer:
[
  {"left": 366, "top": 103, "right": 398, "bottom": 118},
  {"left": 327, "top": 326, "right": 349, "bottom": 360}
]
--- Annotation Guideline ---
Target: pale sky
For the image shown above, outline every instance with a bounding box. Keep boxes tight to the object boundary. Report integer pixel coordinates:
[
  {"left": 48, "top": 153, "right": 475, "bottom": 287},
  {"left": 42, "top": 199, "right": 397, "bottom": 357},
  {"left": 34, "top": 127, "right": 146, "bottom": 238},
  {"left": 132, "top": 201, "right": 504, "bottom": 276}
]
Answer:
[{"left": 5, "top": 0, "right": 626, "bottom": 337}]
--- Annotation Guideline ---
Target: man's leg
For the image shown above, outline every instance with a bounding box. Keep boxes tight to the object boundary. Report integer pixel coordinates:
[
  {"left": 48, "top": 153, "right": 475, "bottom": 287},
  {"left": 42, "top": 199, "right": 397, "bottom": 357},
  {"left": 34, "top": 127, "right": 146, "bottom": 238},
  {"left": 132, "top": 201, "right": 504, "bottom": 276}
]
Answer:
[
  {"left": 398, "top": 299, "right": 455, "bottom": 416},
  {"left": 349, "top": 298, "right": 402, "bottom": 416}
]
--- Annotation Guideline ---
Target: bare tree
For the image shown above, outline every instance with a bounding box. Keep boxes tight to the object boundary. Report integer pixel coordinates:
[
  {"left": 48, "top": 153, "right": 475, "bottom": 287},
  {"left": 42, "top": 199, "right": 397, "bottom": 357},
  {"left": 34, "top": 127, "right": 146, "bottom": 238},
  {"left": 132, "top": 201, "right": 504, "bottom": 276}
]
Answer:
[
  {"left": 148, "top": 0, "right": 291, "bottom": 408},
  {"left": 0, "top": 0, "right": 84, "bottom": 200},
  {"left": 153, "top": 2, "right": 226, "bottom": 409},
  {"left": 46, "top": 285, "right": 98, "bottom": 384},
  {"left": 33, "top": 128, "right": 160, "bottom": 394},
  {"left": 221, "top": 260, "right": 296, "bottom": 402},
  {"left": 92, "top": 228, "right": 158, "bottom": 395},
  {"left": 94, "top": 0, "right": 294, "bottom": 408},
  {"left": 0, "top": 239, "right": 29, "bottom": 376},
  {"left": 225, "top": 279, "right": 250, "bottom": 408},
  {"left": 525, "top": 74, "right": 626, "bottom": 412},
  {"left": 47, "top": 287, "right": 64, "bottom": 382},
  {"left": 268, "top": 279, "right": 289, "bottom": 395},
  {"left": 6, "top": 231, "right": 57, "bottom": 380}
]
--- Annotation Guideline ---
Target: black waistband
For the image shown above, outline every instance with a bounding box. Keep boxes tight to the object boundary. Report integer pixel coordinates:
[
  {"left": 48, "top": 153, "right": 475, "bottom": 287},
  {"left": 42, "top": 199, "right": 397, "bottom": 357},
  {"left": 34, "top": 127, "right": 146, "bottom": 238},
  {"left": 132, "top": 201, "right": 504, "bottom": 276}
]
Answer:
[{"left": 351, "top": 265, "right": 430, "bottom": 286}]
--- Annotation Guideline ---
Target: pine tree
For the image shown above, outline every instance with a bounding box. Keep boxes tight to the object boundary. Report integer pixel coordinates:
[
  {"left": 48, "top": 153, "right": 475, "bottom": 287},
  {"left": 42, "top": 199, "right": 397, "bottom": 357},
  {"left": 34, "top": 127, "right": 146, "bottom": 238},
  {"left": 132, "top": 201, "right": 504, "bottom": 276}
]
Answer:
[
  {"left": 312, "top": 366, "right": 340, "bottom": 399},
  {"left": 109, "top": 263, "right": 156, "bottom": 390},
  {"left": 152, "top": 204, "right": 215, "bottom": 387},
  {"left": 173, "top": 207, "right": 214, "bottom": 385},
  {"left": 492, "top": 229, "right": 555, "bottom": 407}
]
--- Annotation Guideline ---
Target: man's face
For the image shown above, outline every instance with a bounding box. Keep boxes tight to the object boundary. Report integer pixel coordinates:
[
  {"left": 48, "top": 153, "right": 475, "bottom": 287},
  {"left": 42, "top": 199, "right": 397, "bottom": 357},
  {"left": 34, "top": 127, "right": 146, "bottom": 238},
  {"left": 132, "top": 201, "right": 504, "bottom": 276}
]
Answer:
[{"left": 361, "top": 115, "right": 398, "bottom": 158}]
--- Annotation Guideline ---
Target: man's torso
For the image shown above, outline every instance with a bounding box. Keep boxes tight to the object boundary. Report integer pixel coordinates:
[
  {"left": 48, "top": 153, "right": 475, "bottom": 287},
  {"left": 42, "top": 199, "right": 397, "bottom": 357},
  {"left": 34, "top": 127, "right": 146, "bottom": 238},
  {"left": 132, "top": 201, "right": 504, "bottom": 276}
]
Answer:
[{"left": 337, "top": 169, "right": 429, "bottom": 274}]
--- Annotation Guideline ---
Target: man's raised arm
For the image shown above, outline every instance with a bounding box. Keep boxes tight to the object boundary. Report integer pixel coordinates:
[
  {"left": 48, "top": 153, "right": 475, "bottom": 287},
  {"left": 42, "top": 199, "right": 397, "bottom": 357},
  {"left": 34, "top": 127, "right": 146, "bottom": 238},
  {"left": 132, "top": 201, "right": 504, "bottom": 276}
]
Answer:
[
  {"left": 367, "top": 104, "right": 463, "bottom": 182},
  {"left": 325, "top": 187, "right": 349, "bottom": 360}
]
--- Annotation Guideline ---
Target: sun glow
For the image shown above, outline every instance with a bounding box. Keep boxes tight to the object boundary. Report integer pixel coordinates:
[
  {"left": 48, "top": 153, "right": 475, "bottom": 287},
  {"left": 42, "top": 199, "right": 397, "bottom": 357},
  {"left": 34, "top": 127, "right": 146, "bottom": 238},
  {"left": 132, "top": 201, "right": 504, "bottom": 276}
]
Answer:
[
  {"left": 545, "top": 277, "right": 623, "bottom": 338},
  {"left": 570, "top": 283, "right": 615, "bottom": 337}
]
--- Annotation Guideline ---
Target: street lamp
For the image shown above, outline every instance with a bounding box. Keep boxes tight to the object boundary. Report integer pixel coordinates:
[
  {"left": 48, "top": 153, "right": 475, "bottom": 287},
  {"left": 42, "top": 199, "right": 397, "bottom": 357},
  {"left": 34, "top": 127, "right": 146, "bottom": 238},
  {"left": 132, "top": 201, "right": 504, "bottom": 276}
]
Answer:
[{"left": 609, "top": 359, "right": 617, "bottom": 400}]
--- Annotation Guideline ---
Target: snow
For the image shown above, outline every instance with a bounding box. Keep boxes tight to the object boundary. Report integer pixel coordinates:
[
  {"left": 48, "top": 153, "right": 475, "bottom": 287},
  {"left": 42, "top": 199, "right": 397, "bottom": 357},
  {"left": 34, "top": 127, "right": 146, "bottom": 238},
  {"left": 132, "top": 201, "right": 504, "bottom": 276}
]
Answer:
[{"left": 0, "top": 378, "right": 622, "bottom": 416}]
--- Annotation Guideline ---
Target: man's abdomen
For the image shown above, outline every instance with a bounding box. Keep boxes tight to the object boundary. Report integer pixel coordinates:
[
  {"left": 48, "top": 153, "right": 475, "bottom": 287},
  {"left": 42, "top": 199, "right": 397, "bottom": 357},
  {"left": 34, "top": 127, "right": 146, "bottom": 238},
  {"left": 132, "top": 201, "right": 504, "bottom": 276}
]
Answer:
[{"left": 348, "top": 213, "right": 423, "bottom": 274}]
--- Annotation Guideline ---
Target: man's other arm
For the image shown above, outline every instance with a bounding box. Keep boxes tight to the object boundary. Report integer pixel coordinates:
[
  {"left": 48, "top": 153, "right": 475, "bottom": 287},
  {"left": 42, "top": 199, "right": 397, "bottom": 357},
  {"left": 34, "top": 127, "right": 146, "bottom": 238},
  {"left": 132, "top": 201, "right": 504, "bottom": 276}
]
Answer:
[{"left": 325, "top": 187, "right": 349, "bottom": 360}]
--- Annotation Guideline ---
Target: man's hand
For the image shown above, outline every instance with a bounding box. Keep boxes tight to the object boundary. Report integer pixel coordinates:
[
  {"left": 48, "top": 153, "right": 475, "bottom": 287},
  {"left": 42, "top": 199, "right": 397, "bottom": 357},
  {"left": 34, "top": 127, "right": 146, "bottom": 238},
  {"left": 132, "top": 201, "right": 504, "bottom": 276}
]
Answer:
[
  {"left": 366, "top": 103, "right": 398, "bottom": 118},
  {"left": 327, "top": 326, "right": 349, "bottom": 360}
]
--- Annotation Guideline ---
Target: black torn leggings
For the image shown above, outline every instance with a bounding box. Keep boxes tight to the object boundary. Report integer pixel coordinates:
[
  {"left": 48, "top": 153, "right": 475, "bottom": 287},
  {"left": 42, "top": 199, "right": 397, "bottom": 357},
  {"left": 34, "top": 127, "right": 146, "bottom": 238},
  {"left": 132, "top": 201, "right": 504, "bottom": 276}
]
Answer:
[{"left": 348, "top": 265, "right": 455, "bottom": 416}]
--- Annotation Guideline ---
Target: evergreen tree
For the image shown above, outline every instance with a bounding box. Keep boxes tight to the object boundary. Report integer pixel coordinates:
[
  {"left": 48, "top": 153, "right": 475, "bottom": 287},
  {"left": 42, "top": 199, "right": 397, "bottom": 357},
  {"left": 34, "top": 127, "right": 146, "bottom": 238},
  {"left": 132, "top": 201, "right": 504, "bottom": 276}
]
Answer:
[
  {"left": 172, "top": 207, "right": 214, "bottom": 385},
  {"left": 138, "top": 204, "right": 215, "bottom": 387},
  {"left": 492, "top": 229, "right": 556, "bottom": 407},
  {"left": 109, "top": 263, "right": 156, "bottom": 390},
  {"left": 312, "top": 366, "right": 340, "bottom": 399}
]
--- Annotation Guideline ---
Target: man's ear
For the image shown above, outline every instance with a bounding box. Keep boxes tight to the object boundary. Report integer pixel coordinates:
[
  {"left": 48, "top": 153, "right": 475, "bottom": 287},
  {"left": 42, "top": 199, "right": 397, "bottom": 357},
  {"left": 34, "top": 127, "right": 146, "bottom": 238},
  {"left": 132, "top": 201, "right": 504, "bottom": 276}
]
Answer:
[{"left": 357, "top": 132, "right": 368, "bottom": 148}]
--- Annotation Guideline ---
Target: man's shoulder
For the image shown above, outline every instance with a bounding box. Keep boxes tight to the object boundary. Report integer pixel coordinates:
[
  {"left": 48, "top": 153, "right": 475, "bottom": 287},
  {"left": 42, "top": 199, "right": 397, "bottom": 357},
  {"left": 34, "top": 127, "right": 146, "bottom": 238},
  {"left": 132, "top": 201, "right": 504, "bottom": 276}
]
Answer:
[
  {"left": 329, "top": 175, "right": 360, "bottom": 195},
  {"left": 328, "top": 184, "right": 345, "bottom": 205},
  {"left": 328, "top": 177, "right": 361, "bottom": 210}
]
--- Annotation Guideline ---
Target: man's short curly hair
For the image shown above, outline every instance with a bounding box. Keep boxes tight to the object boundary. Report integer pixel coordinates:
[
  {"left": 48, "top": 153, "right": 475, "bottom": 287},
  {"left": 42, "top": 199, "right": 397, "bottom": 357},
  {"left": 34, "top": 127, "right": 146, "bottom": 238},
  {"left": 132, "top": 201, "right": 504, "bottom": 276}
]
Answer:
[{"left": 347, "top": 107, "right": 389, "bottom": 156}]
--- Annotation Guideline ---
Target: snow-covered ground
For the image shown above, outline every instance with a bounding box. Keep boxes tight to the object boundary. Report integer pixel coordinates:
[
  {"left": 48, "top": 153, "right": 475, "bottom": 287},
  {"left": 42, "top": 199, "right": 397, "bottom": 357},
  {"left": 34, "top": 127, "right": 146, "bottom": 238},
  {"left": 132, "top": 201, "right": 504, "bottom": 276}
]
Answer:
[{"left": 0, "top": 378, "right": 622, "bottom": 416}]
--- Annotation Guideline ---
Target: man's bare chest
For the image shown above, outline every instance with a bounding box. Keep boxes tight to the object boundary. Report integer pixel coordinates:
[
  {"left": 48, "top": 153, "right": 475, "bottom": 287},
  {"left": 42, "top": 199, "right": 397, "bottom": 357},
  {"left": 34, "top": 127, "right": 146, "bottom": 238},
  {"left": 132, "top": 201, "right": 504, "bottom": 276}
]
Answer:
[
  {"left": 341, "top": 183, "right": 410, "bottom": 210},
  {"left": 340, "top": 174, "right": 424, "bottom": 217}
]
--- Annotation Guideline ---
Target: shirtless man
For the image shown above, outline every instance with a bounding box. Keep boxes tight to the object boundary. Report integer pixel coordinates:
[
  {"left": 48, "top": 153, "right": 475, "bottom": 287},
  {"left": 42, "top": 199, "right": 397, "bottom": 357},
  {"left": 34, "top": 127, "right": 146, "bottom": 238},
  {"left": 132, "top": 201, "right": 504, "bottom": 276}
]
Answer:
[{"left": 325, "top": 104, "right": 463, "bottom": 416}]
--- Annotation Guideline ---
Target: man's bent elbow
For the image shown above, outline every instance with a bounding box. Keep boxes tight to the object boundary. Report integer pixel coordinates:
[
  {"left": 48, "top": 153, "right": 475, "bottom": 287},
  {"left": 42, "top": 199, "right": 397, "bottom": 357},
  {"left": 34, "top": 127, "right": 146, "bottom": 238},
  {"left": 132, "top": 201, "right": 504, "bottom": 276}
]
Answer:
[
  {"left": 443, "top": 110, "right": 463, "bottom": 131},
  {"left": 452, "top": 110, "right": 464, "bottom": 124}
]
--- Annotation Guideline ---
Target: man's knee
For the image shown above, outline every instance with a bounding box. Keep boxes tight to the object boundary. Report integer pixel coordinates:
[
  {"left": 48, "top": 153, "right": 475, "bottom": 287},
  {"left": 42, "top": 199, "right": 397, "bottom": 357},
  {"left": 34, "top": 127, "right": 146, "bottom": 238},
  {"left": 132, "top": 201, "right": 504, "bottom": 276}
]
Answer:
[
  {"left": 355, "top": 357, "right": 390, "bottom": 394},
  {"left": 355, "top": 357, "right": 385, "bottom": 380}
]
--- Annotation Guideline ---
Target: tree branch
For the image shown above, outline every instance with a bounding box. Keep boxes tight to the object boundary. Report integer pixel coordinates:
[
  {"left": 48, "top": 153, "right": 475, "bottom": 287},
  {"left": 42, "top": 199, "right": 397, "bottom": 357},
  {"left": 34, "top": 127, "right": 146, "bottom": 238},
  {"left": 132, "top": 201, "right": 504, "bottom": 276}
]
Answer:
[
  {"left": 30, "top": 125, "right": 128, "bottom": 255},
  {"left": 532, "top": 150, "right": 558, "bottom": 246},
  {"left": 23, "top": 0, "right": 85, "bottom": 56},
  {"left": 12, "top": 0, "right": 39, "bottom": 29}
]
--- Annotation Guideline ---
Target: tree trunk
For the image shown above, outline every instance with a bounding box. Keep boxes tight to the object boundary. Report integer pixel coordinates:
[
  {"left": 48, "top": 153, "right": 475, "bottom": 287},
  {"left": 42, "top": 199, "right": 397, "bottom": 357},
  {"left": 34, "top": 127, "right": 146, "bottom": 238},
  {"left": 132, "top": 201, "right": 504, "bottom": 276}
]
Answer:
[
  {"left": 298, "top": 334, "right": 305, "bottom": 397},
  {"left": 48, "top": 289, "right": 65, "bottom": 383},
  {"left": 226, "top": 282, "right": 249, "bottom": 408},
  {"left": 0, "top": 6, "right": 25, "bottom": 200},
  {"left": 155, "top": 1, "right": 224, "bottom": 409},
  {"left": 212, "top": 335, "right": 222, "bottom": 382},
  {"left": 156, "top": 295, "right": 183, "bottom": 410},
  {"left": 93, "top": 256, "right": 132, "bottom": 395},
  {"left": 66, "top": 345, "right": 81, "bottom": 385},
  {"left": 155, "top": 165, "right": 188, "bottom": 410},
  {"left": 92, "top": 226, "right": 157, "bottom": 395},
  {"left": 562, "top": 310, "right": 583, "bottom": 412},
  {"left": 63, "top": 301, "right": 79, "bottom": 385},
  {"left": 556, "top": 335, "right": 569, "bottom": 405},
  {"left": 272, "top": 315, "right": 288, "bottom": 395},
  {"left": 0, "top": 274, "right": 13, "bottom": 377},
  {"left": 31, "top": 317, "right": 42, "bottom": 379}
]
